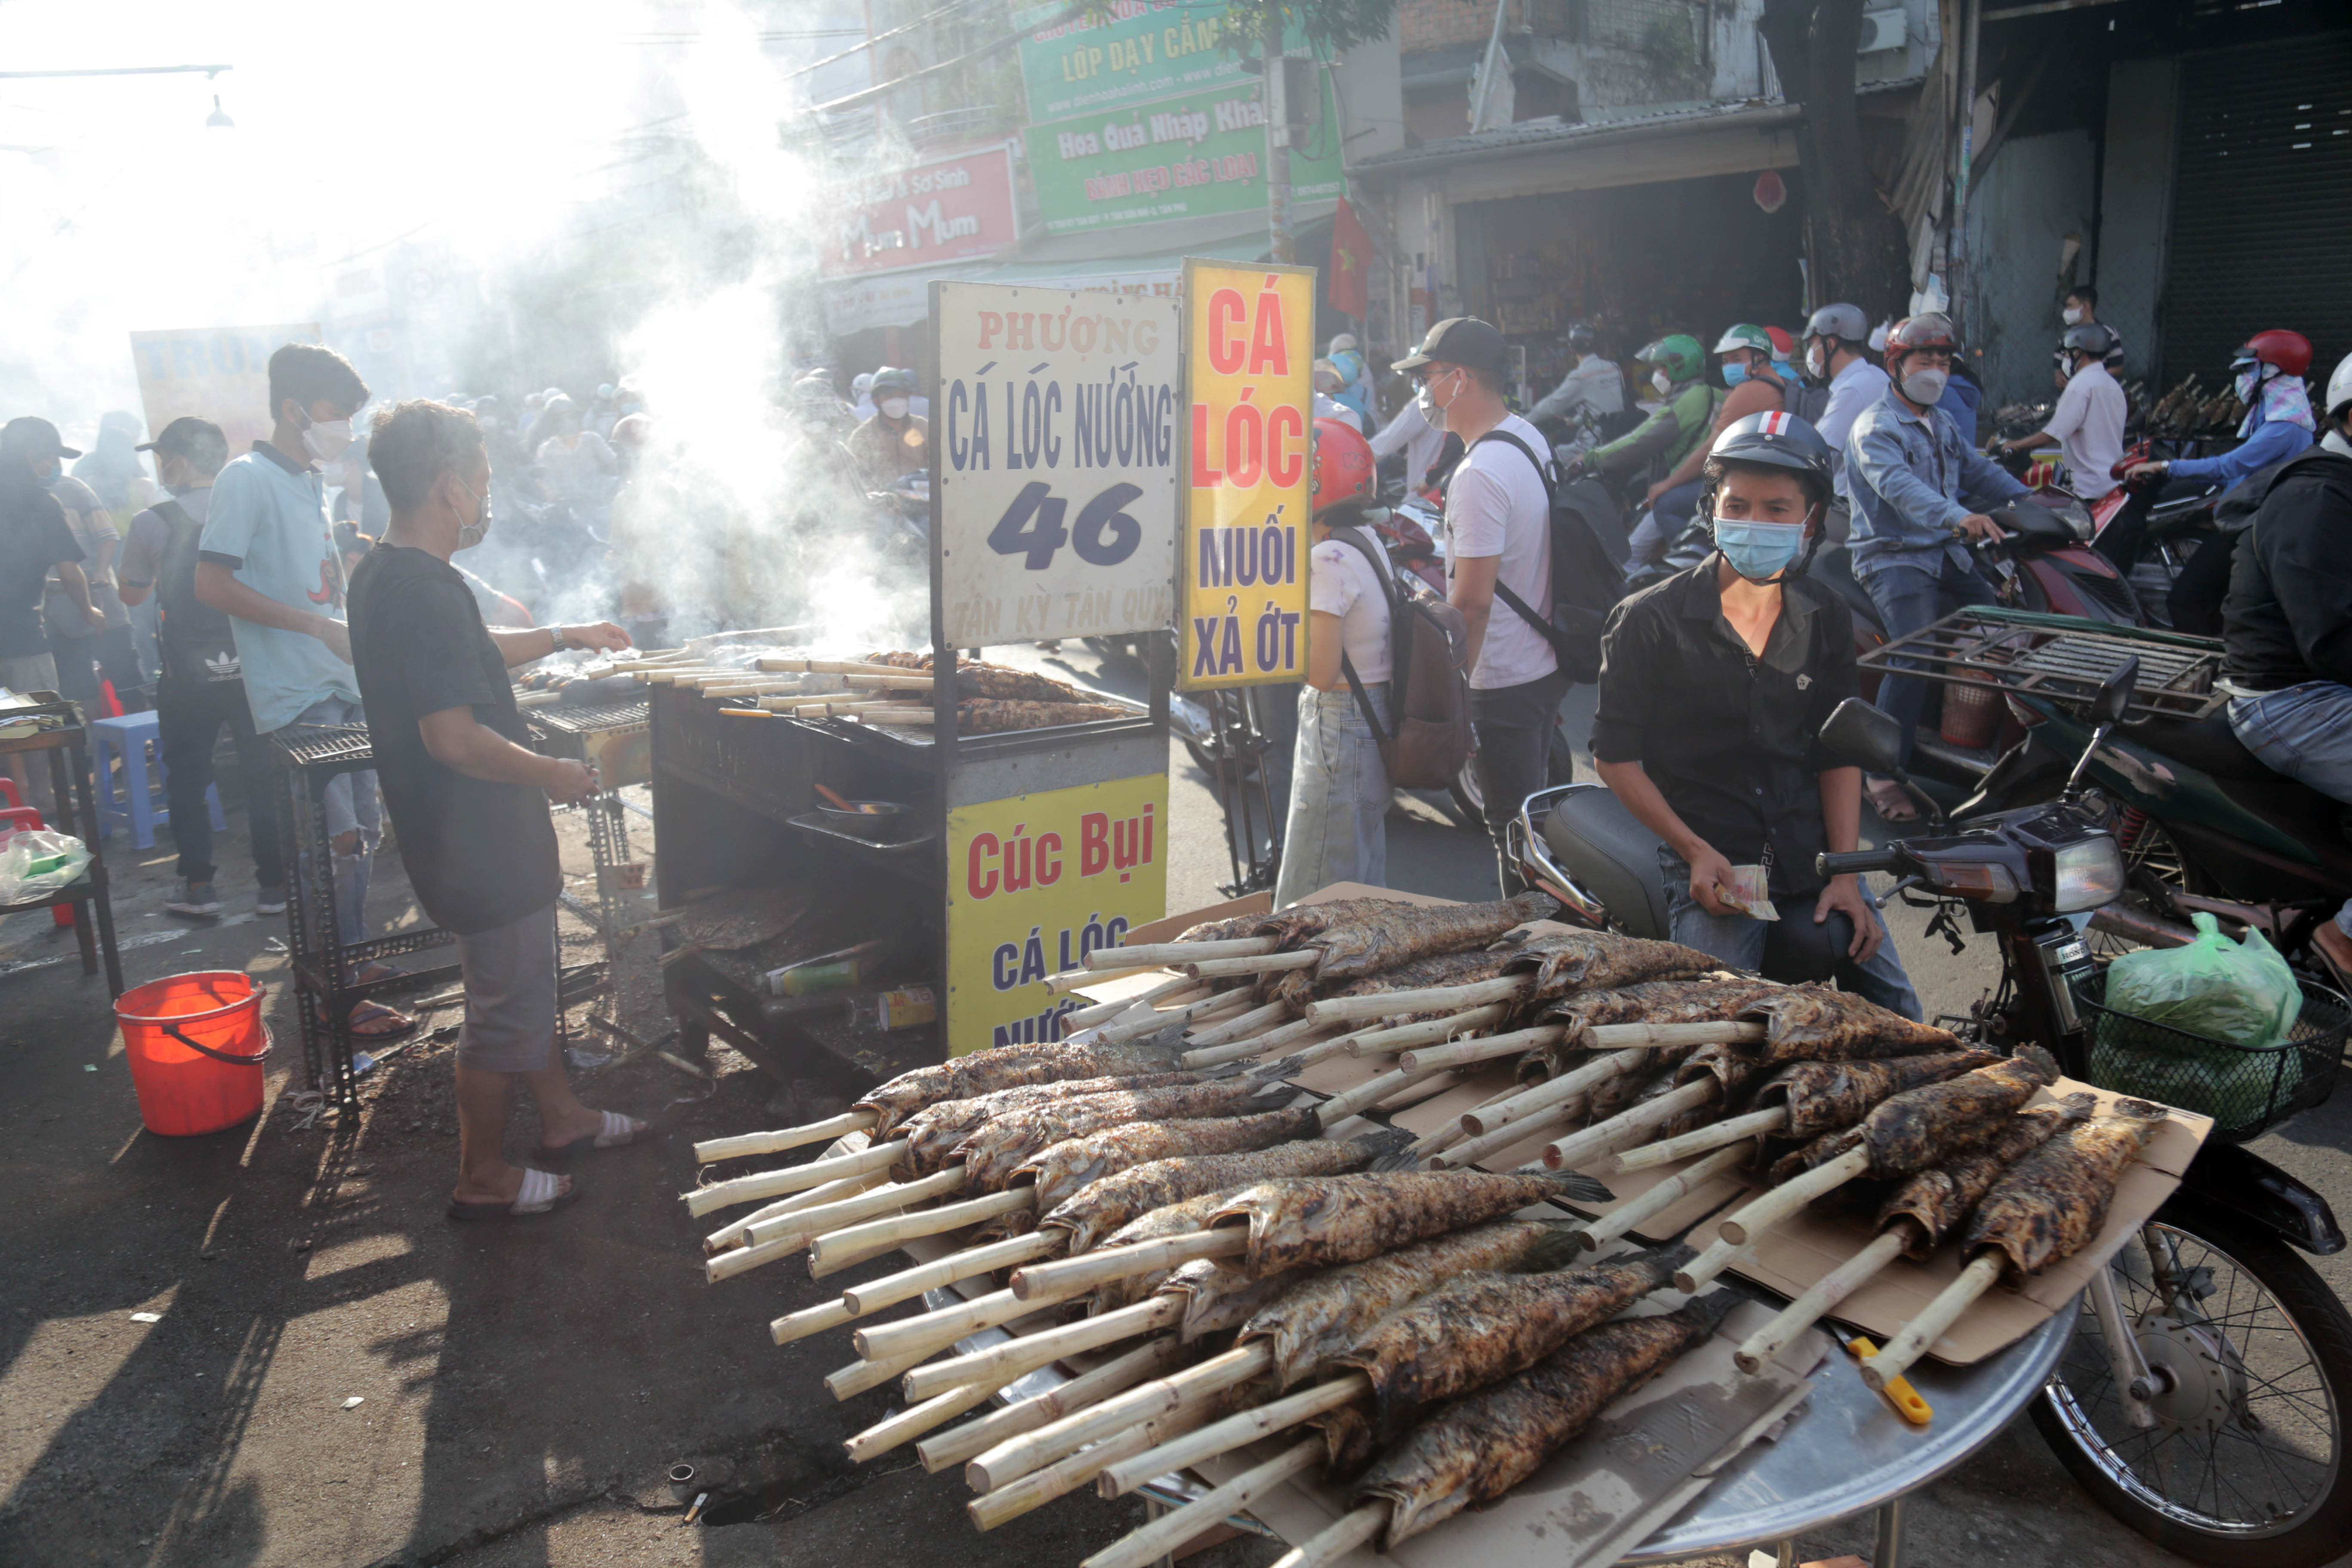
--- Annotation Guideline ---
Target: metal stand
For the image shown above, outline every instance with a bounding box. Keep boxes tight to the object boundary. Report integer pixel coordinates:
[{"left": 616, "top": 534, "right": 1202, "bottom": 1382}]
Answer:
[
  {"left": 1206, "top": 688, "right": 1282, "bottom": 897},
  {"left": 0, "top": 694, "right": 123, "bottom": 995},
  {"left": 269, "top": 725, "right": 457, "bottom": 1109}
]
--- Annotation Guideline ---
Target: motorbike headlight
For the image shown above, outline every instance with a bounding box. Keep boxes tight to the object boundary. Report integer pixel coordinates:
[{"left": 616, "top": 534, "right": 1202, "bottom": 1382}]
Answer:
[{"left": 2051, "top": 836, "right": 2125, "bottom": 913}]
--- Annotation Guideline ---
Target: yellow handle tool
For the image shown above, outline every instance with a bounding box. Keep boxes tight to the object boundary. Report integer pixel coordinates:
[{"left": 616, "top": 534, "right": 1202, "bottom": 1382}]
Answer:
[{"left": 1847, "top": 1334, "right": 1932, "bottom": 1425}]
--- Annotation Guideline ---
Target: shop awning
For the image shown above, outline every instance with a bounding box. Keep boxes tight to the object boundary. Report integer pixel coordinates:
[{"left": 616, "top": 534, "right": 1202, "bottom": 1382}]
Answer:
[{"left": 1352, "top": 100, "right": 1803, "bottom": 202}]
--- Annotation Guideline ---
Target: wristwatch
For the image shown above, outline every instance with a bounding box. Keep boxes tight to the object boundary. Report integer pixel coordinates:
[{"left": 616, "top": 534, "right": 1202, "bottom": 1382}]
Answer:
[{"left": 548, "top": 625, "right": 570, "bottom": 653}]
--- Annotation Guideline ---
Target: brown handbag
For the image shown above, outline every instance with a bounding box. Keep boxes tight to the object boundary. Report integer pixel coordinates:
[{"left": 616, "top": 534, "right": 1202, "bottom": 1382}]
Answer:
[{"left": 1329, "top": 526, "right": 1474, "bottom": 790}]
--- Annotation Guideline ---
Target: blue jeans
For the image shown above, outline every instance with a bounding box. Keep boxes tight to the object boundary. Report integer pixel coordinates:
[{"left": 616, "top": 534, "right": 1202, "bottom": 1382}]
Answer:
[
  {"left": 272, "top": 695, "right": 382, "bottom": 949},
  {"left": 1275, "top": 685, "right": 1390, "bottom": 907},
  {"left": 1857, "top": 551, "right": 2000, "bottom": 767},
  {"left": 2229, "top": 682, "right": 2352, "bottom": 936},
  {"left": 1659, "top": 847, "right": 1924, "bottom": 1020}
]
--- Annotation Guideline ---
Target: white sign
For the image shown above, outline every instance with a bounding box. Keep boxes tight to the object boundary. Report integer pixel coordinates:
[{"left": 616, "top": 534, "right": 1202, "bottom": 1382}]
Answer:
[{"left": 934, "top": 282, "right": 1182, "bottom": 647}]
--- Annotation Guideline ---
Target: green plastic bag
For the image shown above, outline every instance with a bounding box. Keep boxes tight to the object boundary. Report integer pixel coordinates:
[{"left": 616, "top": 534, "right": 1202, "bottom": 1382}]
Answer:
[{"left": 2104, "top": 911, "right": 2303, "bottom": 1052}]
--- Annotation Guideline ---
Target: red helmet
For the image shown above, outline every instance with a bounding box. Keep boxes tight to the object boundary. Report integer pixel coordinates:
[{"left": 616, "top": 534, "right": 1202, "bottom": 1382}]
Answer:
[
  {"left": 2236, "top": 329, "right": 2312, "bottom": 377},
  {"left": 1763, "top": 325, "right": 1795, "bottom": 358},
  {"left": 1310, "top": 416, "right": 1376, "bottom": 516},
  {"left": 1882, "top": 312, "right": 1960, "bottom": 370}
]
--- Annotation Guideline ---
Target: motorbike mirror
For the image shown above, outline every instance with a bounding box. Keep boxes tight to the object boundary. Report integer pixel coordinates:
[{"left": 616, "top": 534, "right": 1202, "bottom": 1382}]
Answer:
[
  {"left": 2093, "top": 657, "right": 2139, "bottom": 726},
  {"left": 1819, "top": 698, "right": 1904, "bottom": 777}
]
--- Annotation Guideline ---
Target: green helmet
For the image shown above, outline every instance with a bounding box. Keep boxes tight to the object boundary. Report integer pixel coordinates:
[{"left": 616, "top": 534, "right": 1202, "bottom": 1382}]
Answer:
[
  {"left": 1712, "top": 324, "right": 1773, "bottom": 358},
  {"left": 1640, "top": 334, "right": 1706, "bottom": 384}
]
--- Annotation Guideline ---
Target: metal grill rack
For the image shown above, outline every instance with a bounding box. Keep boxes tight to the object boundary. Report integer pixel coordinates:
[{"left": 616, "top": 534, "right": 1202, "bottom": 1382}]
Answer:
[
  {"left": 1858, "top": 608, "right": 2228, "bottom": 723},
  {"left": 528, "top": 698, "right": 657, "bottom": 1057},
  {"left": 269, "top": 725, "right": 459, "bottom": 1108}
]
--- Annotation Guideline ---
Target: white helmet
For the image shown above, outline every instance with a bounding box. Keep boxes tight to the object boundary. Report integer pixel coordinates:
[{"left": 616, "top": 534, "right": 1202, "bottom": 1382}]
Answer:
[
  {"left": 2327, "top": 350, "right": 2352, "bottom": 428},
  {"left": 1329, "top": 333, "right": 1359, "bottom": 354}
]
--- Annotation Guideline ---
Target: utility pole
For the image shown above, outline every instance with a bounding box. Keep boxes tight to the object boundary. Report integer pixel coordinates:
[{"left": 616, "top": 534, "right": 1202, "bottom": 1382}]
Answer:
[
  {"left": 1263, "top": 6, "right": 1293, "bottom": 264},
  {"left": 1946, "top": 0, "right": 1980, "bottom": 334}
]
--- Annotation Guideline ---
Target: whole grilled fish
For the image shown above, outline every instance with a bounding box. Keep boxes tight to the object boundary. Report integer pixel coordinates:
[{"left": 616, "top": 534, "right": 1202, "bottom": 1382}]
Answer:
[
  {"left": 1017, "top": 1106, "right": 1325, "bottom": 1214},
  {"left": 1965, "top": 1097, "right": 2168, "bottom": 1280},
  {"left": 1335, "top": 1244, "right": 1694, "bottom": 1441},
  {"left": 1271, "top": 891, "right": 1556, "bottom": 984},
  {"left": 1043, "top": 1130, "right": 1407, "bottom": 1256},
  {"left": 1738, "top": 988, "right": 1963, "bottom": 1065},
  {"left": 1211, "top": 1170, "right": 1591, "bottom": 1277},
  {"left": 1749, "top": 1048, "right": 2002, "bottom": 1142},
  {"left": 896, "top": 1071, "right": 1209, "bottom": 1178},
  {"left": 957, "top": 1077, "right": 1298, "bottom": 1191},
  {"left": 1525, "top": 977, "right": 1779, "bottom": 1081},
  {"left": 1092, "top": 1188, "right": 1256, "bottom": 1311},
  {"left": 1268, "top": 945, "right": 1521, "bottom": 1014},
  {"left": 1155, "top": 1258, "right": 1308, "bottom": 1341},
  {"left": 1767, "top": 1047, "right": 2061, "bottom": 1185},
  {"left": 1876, "top": 1092, "right": 2096, "bottom": 1259},
  {"left": 1506, "top": 929, "right": 1720, "bottom": 1003},
  {"left": 857, "top": 1040, "right": 1195, "bottom": 1140}
]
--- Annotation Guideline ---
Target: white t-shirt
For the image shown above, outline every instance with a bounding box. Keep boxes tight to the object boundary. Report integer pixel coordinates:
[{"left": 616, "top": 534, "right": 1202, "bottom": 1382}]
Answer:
[
  {"left": 1445, "top": 412, "right": 1558, "bottom": 690},
  {"left": 2047, "top": 361, "right": 2127, "bottom": 501},
  {"left": 1310, "top": 527, "right": 1393, "bottom": 683},
  {"left": 1369, "top": 400, "right": 1446, "bottom": 491}
]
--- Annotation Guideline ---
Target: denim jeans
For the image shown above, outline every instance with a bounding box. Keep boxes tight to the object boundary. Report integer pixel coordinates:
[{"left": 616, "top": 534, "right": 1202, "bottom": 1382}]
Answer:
[
  {"left": 1857, "top": 551, "right": 2000, "bottom": 767},
  {"left": 158, "top": 675, "right": 284, "bottom": 888},
  {"left": 2229, "top": 681, "right": 2352, "bottom": 936},
  {"left": 1472, "top": 668, "right": 1572, "bottom": 896},
  {"left": 1659, "top": 847, "right": 1924, "bottom": 1020},
  {"left": 1275, "top": 685, "right": 1390, "bottom": 908},
  {"left": 271, "top": 695, "right": 381, "bottom": 949}
]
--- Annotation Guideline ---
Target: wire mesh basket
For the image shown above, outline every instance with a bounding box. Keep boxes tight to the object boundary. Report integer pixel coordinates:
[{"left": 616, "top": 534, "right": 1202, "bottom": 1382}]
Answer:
[{"left": 2073, "top": 971, "right": 2348, "bottom": 1142}]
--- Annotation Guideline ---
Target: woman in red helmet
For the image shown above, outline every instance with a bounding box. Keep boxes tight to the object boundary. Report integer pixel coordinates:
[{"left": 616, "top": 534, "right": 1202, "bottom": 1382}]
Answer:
[
  {"left": 1273, "top": 417, "right": 1397, "bottom": 906},
  {"left": 2115, "top": 329, "right": 2316, "bottom": 631}
]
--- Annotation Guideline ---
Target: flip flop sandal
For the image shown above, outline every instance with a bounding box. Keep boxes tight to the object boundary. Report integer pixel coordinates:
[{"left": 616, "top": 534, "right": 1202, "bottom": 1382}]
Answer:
[
  {"left": 447, "top": 1166, "right": 582, "bottom": 1222},
  {"left": 537, "top": 1109, "right": 656, "bottom": 1164},
  {"left": 347, "top": 1001, "right": 419, "bottom": 1042}
]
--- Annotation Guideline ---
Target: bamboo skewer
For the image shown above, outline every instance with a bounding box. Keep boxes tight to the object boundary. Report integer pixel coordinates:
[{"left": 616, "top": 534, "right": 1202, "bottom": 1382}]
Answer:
[
  {"left": 1339, "top": 1004, "right": 1510, "bottom": 1059},
  {"left": 1735, "top": 1228, "right": 1909, "bottom": 1373},
  {"left": 1304, "top": 975, "right": 1528, "bottom": 1024},
  {"left": 968, "top": 1401, "right": 1216, "bottom": 1531},
  {"left": 843, "top": 671, "right": 934, "bottom": 688},
  {"left": 1083, "top": 1437, "right": 1321, "bottom": 1568},
  {"left": 809, "top": 1187, "right": 1035, "bottom": 1277},
  {"left": 1608, "top": 1105, "right": 1787, "bottom": 1173},
  {"left": 1460, "top": 1047, "right": 1647, "bottom": 1137},
  {"left": 1862, "top": 1253, "right": 2004, "bottom": 1390},
  {"left": 769, "top": 1296, "right": 858, "bottom": 1346},
  {"left": 1063, "top": 975, "right": 1199, "bottom": 1027},
  {"left": 1541, "top": 1080, "right": 1718, "bottom": 1171},
  {"left": 1182, "top": 1014, "right": 1330, "bottom": 1068},
  {"left": 853, "top": 708, "right": 935, "bottom": 726},
  {"left": 755, "top": 655, "right": 913, "bottom": 674},
  {"left": 1045, "top": 963, "right": 1155, "bottom": 997},
  {"left": 1316, "top": 1066, "right": 1457, "bottom": 1127},
  {"left": 853, "top": 1274, "right": 1094, "bottom": 1366},
  {"left": 1182, "top": 951, "right": 1320, "bottom": 980},
  {"left": 685, "top": 1137, "right": 908, "bottom": 1217},
  {"left": 1096, "top": 1374, "right": 1368, "bottom": 1499},
  {"left": 844, "top": 1377, "right": 997, "bottom": 1464},
  {"left": 1672, "top": 1234, "right": 1754, "bottom": 1295},
  {"left": 921, "top": 1335, "right": 1185, "bottom": 1475},
  {"left": 1271, "top": 1501, "right": 1390, "bottom": 1568},
  {"left": 1185, "top": 999, "right": 1292, "bottom": 1049},
  {"left": 1575, "top": 1142, "right": 1749, "bottom": 1253},
  {"left": 843, "top": 1231, "right": 1059, "bottom": 1317},
  {"left": 1393, "top": 1022, "right": 1562, "bottom": 1073},
  {"left": 904, "top": 1295, "right": 1184, "bottom": 1405},
  {"left": 1010, "top": 1229, "right": 1242, "bottom": 1302},
  {"left": 1086, "top": 938, "right": 1277, "bottom": 969},
  {"left": 743, "top": 1165, "right": 965, "bottom": 1250},
  {"left": 1433, "top": 1102, "right": 1580, "bottom": 1170},
  {"left": 824, "top": 1343, "right": 931, "bottom": 1401},
  {"left": 1584, "top": 1018, "right": 1766, "bottom": 1050},
  {"left": 1717, "top": 1145, "right": 1874, "bottom": 1244},
  {"left": 694, "top": 1110, "right": 879, "bottom": 1164},
  {"left": 705, "top": 1170, "right": 885, "bottom": 1253},
  {"left": 1101, "top": 987, "right": 1252, "bottom": 1044},
  {"left": 967, "top": 1344, "right": 1274, "bottom": 1492}
]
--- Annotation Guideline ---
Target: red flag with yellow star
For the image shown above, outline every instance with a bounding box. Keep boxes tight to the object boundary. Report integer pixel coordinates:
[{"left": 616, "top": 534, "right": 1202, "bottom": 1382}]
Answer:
[{"left": 1329, "top": 196, "right": 1372, "bottom": 319}]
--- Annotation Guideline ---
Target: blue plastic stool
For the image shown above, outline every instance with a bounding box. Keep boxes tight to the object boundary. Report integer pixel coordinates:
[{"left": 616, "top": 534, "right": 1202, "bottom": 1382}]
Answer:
[{"left": 91, "top": 711, "right": 225, "bottom": 850}]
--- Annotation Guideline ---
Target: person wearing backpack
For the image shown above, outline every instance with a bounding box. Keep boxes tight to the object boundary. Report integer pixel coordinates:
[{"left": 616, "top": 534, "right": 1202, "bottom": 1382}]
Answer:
[
  {"left": 1590, "top": 412, "right": 1922, "bottom": 1017},
  {"left": 1395, "top": 317, "right": 1569, "bottom": 895}
]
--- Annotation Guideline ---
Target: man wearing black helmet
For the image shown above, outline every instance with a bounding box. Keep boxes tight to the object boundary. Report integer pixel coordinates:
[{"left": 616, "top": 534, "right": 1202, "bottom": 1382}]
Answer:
[
  {"left": 1992, "top": 323, "right": 2127, "bottom": 503},
  {"left": 1528, "top": 322, "right": 1625, "bottom": 438},
  {"left": 1592, "top": 411, "right": 1920, "bottom": 1014}
]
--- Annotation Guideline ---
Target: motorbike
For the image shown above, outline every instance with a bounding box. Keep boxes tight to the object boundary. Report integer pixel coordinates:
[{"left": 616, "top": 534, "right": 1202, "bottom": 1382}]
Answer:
[
  {"left": 1513, "top": 664, "right": 2352, "bottom": 1567},
  {"left": 869, "top": 468, "right": 931, "bottom": 562}
]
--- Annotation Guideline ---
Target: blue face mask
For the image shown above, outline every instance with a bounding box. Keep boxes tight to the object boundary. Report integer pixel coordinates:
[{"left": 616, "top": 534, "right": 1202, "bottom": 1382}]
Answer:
[
  {"left": 1715, "top": 520, "right": 1807, "bottom": 582},
  {"left": 1721, "top": 360, "right": 1749, "bottom": 387}
]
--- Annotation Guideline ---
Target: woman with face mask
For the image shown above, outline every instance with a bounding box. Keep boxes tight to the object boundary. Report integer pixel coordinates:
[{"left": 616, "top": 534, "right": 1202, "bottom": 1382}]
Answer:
[{"left": 1590, "top": 410, "right": 1922, "bottom": 1016}]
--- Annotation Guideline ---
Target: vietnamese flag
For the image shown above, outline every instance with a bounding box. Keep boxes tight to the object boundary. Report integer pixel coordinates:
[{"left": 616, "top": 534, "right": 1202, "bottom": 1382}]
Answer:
[{"left": 1329, "top": 196, "right": 1373, "bottom": 319}]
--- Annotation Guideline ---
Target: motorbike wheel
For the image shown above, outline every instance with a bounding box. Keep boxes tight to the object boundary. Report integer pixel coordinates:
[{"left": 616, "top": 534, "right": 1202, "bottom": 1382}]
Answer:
[
  {"left": 2083, "top": 815, "right": 2215, "bottom": 962},
  {"left": 2032, "top": 1213, "right": 2352, "bottom": 1567}
]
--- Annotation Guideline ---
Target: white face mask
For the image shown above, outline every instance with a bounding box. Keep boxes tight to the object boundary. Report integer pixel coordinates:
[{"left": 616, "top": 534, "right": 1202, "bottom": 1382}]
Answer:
[
  {"left": 879, "top": 397, "right": 910, "bottom": 421},
  {"left": 1415, "top": 371, "right": 1453, "bottom": 433},
  {"left": 453, "top": 476, "right": 493, "bottom": 550},
  {"left": 298, "top": 412, "right": 354, "bottom": 465},
  {"left": 2061, "top": 306, "right": 2085, "bottom": 326},
  {"left": 1901, "top": 366, "right": 1950, "bottom": 406},
  {"left": 1804, "top": 343, "right": 1828, "bottom": 382},
  {"left": 1651, "top": 368, "right": 1675, "bottom": 397}
]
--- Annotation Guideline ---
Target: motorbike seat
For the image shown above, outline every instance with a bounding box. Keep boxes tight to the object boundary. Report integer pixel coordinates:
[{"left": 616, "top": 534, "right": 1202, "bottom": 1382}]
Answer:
[
  {"left": 1540, "top": 784, "right": 1672, "bottom": 941},
  {"left": 2123, "top": 710, "right": 2278, "bottom": 784},
  {"left": 2126, "top": 710, "right": 2352, "bottom": 887},
  {"left": 1995, "top": 505, "right": 2078, "bottom": 545}
]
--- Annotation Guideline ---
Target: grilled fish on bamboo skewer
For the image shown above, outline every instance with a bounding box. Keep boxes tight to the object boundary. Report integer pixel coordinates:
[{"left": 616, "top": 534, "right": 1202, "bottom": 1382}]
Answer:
[
  {"left": 855, "top": 1040, "right": 1205, "bottom": 1140},
  {"left": 1763, "top": 1046, "right": 2064, "bottom": 1191},
  {"left": 897, "top": 1071, "right": 1216, "bottom": 1177},
  {"left": 1610, "top": 1048, "right": 2005, "bottom": 1173},
  {"left": 1250, "top": 890, "right": 1556, "bottom": 992},
  {"left": 957, "top": 1076, "right": 1300, "bottom": 1191},
  {"left": 1522, "top": 977, "right": 1779, "bottom": 1079},
  {"left": 1739, "top": 985, "right": 1964, "bottom": 1063},
  {"left": 1504, "top": 928, "right": 1721, "bottom": 1001},
  {"left": 1038, "top": 1129, "right": 1408, "bottom": 1253}
]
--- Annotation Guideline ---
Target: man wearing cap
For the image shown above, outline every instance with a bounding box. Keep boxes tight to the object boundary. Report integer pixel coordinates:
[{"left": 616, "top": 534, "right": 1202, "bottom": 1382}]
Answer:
[
  {"left": 117, "top": 419, "right": 284, "bottom": 918},
  {"left": 0, "top": 416, "right": 106, "bottom": 814},
  {"left": 1396, "top": 317, "right": 1568, "bottom": 893},
  {"left": 196, "top": 342, "right": 415, "bottom": 1039}
]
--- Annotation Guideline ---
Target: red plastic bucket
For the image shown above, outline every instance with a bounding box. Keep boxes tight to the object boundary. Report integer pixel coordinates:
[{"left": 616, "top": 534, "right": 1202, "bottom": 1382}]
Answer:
[{"left": 116, "top": 971, "right": 271, "bottom": 1136}]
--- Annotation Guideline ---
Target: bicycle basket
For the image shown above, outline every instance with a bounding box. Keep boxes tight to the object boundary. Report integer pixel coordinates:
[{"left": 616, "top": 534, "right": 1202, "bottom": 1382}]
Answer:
[{"left": 2073, "top": 970, "right": 2348, "bottom": 1142}]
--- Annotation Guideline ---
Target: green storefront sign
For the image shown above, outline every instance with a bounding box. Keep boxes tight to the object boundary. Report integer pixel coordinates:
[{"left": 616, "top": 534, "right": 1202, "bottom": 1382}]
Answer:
[
  {"left": 1016, "top": 0, "right": 1297, "bottom": 125},
  {"left": 1024, "top": 74, "right": 1344, "bottom": 236}
]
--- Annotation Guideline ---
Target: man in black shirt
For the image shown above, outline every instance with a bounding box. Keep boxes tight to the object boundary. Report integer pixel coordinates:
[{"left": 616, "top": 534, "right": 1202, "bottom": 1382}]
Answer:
[
  {"left": 1, "top": 416, "right": 105, "bottom": 816},
  {"left": 349, "top": 400, "right": 646, "bottom": 1220},
  {"left": 2222, "top": 351, "right": 2352, "bottom": 980},
  {"left": 1592, "top": 412, "right": 1921, "bottom": 1017}
]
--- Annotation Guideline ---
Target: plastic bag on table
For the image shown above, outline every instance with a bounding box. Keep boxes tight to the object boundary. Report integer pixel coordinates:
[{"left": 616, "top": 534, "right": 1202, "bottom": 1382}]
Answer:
[
  {"left": 2104, "top": 910, "right": 2303, "bottom": 1050},
  {"left": 0, "top": 828, "right": 92, "bottom": 903}
]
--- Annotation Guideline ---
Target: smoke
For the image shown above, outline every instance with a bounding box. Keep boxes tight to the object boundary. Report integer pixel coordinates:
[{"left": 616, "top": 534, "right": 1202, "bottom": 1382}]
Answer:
[{"left": 3, "top": 0, "right": 933, "bottom": 650}]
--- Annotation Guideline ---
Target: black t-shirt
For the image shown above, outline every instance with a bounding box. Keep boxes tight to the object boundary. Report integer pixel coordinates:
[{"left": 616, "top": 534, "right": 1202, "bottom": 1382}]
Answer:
[
  {"left": 346, "top": 542, "right": 559, "bottom": 934},
  {"left": 1590, "top": 557, "right": 1857, "bottom": 895},
  {"left": 0, "top": 476, "right": 85, "bottom": 660}
]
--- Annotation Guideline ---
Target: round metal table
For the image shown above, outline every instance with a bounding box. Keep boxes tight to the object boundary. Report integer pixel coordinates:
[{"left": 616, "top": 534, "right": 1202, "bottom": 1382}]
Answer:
[{"left": 1623, "top": 1295, "right": 2079, "bottom": 1566}]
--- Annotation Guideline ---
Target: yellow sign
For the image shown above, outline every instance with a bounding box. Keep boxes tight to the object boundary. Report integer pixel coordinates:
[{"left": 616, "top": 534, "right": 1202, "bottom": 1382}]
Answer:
[
  {"left": 945, "top": 773, "right": 1169, "bottom": 1056},
  {"left": 1179, "top": 259, "right": 1316, "bottom": 689}
]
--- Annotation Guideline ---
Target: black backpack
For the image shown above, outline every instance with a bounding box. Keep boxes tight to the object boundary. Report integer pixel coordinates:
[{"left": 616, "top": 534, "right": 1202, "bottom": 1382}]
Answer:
[{"left": 1465, "top": 428, "right": 1628, "bottom": 685}]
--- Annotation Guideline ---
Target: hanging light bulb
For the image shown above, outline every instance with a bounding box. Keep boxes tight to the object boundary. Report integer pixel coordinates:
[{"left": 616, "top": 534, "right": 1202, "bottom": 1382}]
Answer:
[{"left": 205, "top": 94, "right": 234, "bottom": 130}]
